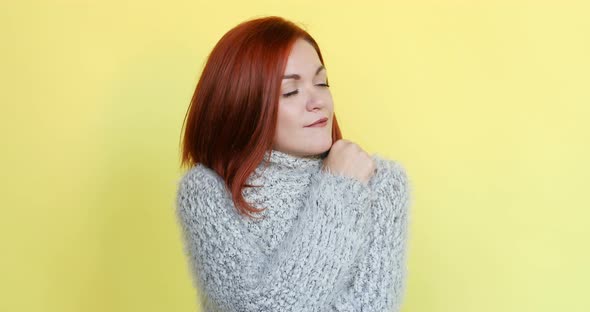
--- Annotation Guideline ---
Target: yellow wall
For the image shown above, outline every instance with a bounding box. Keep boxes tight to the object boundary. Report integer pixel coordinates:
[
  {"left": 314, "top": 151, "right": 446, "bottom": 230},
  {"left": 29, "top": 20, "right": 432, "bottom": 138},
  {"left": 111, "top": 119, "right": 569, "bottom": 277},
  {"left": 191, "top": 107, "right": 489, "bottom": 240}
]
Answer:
[{"left": 2, "top": 1, "right": 588, "bottom": 311}]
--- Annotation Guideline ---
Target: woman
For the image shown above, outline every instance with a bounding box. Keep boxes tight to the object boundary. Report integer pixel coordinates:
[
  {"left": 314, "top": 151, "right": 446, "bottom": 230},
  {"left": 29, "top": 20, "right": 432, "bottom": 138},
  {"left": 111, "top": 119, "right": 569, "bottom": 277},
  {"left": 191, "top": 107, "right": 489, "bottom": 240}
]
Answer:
[{"left": 176, "top": 16, "right": 412, "bottom": 312}]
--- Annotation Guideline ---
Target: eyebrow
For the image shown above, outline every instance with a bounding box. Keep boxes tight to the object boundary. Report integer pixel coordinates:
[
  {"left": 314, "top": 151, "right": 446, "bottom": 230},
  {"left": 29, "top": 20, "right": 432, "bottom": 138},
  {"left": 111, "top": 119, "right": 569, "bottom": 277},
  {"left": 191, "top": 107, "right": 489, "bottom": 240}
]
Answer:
[{"left": 282, "top": 65, "right": 326, "bottom": 80}]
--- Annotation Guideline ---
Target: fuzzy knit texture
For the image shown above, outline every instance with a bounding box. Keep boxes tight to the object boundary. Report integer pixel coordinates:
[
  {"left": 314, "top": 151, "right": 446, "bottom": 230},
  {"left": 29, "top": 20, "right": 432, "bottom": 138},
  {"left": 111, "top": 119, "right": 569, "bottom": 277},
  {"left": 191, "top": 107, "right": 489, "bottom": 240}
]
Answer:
[{"left": 175, "top": 149, "right": 412, "bottom": 312}]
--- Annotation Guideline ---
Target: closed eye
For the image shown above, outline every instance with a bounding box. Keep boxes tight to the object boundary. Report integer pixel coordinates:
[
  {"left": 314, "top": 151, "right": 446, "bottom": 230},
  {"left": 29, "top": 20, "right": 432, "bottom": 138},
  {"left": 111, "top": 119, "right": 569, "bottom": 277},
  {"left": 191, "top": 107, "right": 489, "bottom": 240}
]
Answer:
[
  {"left": 282, "top": 90, "right": 298, "bottom": 97},
  {"left": 282, "top": 83, "right": 330, "bottom": 98}
]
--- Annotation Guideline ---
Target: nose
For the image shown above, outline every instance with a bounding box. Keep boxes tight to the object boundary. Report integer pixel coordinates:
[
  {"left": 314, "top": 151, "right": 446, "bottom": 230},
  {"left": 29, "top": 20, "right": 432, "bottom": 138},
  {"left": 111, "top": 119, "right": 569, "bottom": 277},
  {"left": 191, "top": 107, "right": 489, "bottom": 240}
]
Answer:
[{"left": 305, "top": 83, "right": 327, "bottom": 111}]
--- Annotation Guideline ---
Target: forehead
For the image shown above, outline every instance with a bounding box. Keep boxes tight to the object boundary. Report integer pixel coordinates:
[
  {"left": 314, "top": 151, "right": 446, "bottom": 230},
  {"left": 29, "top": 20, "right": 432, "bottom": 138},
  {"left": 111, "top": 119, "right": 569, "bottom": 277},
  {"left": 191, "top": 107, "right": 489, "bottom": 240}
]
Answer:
[{"left": 284, "top": 39, "right": 322, "bottom": 72}]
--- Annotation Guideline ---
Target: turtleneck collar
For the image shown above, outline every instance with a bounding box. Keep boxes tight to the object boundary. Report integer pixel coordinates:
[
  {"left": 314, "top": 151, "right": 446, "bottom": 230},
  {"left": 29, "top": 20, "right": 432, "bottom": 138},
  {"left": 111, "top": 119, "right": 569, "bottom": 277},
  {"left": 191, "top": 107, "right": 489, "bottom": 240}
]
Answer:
[
  {"left": 243, "top": 149, "right": 332, "bottom": 209},
  {"left": 255, "top": 149, "right": 328, "bottom": 174}
]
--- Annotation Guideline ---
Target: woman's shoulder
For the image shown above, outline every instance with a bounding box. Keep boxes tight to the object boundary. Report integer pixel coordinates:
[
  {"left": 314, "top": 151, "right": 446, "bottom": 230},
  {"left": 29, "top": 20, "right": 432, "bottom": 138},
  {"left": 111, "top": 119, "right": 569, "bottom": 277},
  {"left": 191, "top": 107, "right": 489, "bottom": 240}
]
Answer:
[
  {"left": 369, "top": 153, "right": 411, "bottom": 196},
  {"left": 176, "top": 164, "right": 231, "bottom": 216},
  {"left": 178, "top": 164, "right": 223, "bottom": 191},
  {"left": 371, "top": 153, "right": 407, "bottom": 174}
]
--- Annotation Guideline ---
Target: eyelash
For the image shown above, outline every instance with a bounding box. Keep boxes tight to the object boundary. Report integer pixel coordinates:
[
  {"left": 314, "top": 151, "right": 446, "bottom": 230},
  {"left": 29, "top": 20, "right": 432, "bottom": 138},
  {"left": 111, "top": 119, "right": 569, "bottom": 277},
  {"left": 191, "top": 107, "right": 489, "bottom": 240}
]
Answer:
[{"left": 282, "top": 83, "right": 330, "bottom": 98}]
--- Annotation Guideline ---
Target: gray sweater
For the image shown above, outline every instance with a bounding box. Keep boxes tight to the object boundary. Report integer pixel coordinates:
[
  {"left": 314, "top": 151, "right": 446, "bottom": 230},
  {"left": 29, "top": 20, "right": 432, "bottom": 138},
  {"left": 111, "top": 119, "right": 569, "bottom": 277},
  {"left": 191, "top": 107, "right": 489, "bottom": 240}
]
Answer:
[{"left": 175, "top": 149, "right": 412, "bottom": 311}]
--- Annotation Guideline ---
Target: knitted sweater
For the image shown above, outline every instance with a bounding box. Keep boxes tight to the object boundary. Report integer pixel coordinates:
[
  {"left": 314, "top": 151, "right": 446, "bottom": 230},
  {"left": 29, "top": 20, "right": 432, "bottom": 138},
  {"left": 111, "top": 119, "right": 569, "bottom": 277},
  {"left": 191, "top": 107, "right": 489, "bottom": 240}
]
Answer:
[{"left": 175, "top": 149, "right": 412, "bottom": 312}]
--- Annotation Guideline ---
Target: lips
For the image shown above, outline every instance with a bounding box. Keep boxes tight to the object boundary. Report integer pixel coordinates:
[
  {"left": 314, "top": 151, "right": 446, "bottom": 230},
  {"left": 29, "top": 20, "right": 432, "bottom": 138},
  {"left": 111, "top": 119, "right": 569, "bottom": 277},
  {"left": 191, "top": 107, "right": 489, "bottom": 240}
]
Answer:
[{"left": 305, "top": 117, "right": 328, "bottom": 127}]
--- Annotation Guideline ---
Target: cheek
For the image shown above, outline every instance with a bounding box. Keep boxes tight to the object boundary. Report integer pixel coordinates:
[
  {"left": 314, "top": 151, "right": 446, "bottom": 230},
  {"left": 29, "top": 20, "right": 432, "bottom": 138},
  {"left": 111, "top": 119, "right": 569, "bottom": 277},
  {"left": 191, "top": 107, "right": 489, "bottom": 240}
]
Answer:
[
  {"left": 277, "top": 104, "right": 301, "bottom": 129},
  {"left": 325, "top": 94, "right": 334, "bottom": 110}
]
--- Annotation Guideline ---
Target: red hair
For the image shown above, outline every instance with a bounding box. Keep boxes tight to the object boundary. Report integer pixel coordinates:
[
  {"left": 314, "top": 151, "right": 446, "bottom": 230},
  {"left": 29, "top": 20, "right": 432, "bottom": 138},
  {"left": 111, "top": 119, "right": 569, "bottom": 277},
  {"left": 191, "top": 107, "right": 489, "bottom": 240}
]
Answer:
[{"left": 179, "top": 16, "right": 343, "bottom": 219}]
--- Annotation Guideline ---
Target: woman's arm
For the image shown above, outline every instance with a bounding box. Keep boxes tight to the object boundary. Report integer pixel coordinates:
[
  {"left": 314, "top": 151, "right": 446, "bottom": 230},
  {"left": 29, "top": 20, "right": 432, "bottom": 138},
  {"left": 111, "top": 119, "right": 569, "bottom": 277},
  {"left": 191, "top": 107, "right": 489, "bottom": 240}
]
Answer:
[
  {"left": 328, "top": 156, "right": 412, "bottom": 312},
  {"left": 176, "top": 164, "right": 373, "bottom": 311}
]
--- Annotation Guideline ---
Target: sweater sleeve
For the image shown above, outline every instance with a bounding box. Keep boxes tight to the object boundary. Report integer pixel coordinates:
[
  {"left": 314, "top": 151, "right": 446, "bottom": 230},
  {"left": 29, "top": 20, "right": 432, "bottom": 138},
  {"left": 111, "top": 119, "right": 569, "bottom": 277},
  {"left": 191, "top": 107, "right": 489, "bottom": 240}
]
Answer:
[
  {"left": 175, "top": 164, "right": 373, "bottom": 312},
  {"left": 328, "top": 156, "right": 412, "bottom": 312}
]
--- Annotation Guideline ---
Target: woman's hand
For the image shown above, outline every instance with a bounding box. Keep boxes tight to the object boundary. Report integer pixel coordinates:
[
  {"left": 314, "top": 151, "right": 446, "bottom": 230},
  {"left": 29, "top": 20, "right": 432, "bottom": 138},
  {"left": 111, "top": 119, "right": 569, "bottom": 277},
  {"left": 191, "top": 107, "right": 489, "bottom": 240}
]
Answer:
[{"left": 322, "top": 139, "right": 376, "bottom": 185}]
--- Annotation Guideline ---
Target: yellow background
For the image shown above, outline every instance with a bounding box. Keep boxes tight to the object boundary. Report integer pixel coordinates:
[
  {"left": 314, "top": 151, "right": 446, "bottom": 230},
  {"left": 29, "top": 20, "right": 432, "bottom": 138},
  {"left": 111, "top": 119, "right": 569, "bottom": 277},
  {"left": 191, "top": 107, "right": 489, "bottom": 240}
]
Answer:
[{"left": 1, "top": 1, "right": 588, "bottom": 311}]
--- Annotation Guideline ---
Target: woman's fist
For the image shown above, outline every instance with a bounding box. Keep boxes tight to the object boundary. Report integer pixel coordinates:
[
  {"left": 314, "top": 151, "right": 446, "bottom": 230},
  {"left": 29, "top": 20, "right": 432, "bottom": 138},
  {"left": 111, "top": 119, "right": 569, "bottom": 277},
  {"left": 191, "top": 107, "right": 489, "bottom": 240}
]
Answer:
[{"left": 322, "top": 139, "right": 376, "bottom": 185}]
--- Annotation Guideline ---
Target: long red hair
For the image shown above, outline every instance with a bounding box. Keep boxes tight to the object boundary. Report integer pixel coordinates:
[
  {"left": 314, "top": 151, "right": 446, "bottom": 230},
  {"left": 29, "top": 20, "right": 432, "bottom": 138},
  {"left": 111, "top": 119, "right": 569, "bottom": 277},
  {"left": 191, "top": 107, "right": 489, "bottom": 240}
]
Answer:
[{"left": 179, "top": 16, "right": 343, "bottom": 219}]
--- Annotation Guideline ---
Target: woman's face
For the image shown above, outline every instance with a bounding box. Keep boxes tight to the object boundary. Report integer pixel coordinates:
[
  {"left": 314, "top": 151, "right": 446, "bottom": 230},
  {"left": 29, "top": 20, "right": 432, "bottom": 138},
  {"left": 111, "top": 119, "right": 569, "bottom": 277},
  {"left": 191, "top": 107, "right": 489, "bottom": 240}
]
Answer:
[{"left": 272, "top": 38, "right": 334, "bottom": 157}]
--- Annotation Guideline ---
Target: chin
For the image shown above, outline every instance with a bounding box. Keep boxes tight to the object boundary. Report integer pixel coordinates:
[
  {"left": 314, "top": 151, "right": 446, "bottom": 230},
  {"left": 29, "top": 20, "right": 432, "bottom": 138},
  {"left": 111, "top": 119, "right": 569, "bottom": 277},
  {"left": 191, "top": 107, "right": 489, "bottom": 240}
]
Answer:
[
  {"left": 313, "top": 137, "right": 333, "bottom": 154},
  {"left": 290, "top": 133, "right": 332, "bottom": 156}
]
